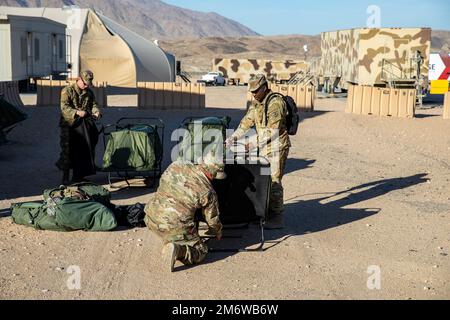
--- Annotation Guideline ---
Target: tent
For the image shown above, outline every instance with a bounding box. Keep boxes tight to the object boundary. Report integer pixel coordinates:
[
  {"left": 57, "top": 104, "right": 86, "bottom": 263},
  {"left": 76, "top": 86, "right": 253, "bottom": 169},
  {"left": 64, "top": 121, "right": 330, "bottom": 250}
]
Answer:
[{"left": 0, "top": 6, "right": 176, "bottom": 88}]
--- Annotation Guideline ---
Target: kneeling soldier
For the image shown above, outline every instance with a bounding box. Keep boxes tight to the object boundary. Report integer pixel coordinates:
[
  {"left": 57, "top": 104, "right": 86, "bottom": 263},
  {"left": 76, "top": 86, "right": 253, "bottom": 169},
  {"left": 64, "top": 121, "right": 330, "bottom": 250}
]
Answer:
[{"left": 144, "top": 157, "right": 225, "bottom": 272}]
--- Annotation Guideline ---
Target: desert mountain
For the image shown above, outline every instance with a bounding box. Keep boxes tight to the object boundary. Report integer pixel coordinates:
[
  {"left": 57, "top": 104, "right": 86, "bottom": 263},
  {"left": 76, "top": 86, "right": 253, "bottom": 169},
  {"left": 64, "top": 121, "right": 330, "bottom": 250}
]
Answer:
[
  {"left": 0, "top": 0, "right": 259, "bottom": 39},
  {"left": 161, "top": 31, "right": 450, "bottom": 73},
  {"left": 160, "top": 35, "right": 322, "bottom": 73},
  {"left": 1, "top": 0, "right": 448, "bottom": 74}
]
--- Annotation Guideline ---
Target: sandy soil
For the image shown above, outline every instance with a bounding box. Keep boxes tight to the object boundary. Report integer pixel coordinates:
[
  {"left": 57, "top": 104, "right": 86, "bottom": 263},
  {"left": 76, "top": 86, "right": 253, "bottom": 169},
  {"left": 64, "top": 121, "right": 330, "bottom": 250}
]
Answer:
[{"left": 0, "top": 87, "right": 449, "bottom": 300}]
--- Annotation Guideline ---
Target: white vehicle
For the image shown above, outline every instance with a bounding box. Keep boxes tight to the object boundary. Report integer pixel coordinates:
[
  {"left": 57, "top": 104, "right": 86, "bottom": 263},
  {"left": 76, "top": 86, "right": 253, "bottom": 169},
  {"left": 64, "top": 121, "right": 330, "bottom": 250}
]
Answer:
[{"left": 200, "top": 72, "right": 226, "bottom": 86}]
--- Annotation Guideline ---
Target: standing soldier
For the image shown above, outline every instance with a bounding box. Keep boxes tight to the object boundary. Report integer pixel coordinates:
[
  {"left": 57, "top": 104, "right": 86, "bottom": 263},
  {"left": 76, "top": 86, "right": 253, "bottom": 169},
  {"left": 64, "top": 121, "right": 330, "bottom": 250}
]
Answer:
[
  {"left": 225, "top": 74, "right": 291, "bottom": 229},
  {"left": 56, "top": 70, "right": 102, "bottom": 184},
  {"left": 144, "top": 156, "right": 226, "bottom": 272}
]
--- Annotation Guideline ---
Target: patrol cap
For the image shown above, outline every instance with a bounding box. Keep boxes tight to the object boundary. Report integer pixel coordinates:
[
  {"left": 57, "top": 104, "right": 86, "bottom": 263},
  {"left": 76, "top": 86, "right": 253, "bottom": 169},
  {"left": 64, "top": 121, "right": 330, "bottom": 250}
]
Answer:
[
  {"left": 80, "top": 70, "right": 94, "bottom": 86},
  {"left": 199, "top": 152, "right": 227, "bottom": 180},
  {"left": 248, "top": 74, "right": 267, "bottom": 92}
]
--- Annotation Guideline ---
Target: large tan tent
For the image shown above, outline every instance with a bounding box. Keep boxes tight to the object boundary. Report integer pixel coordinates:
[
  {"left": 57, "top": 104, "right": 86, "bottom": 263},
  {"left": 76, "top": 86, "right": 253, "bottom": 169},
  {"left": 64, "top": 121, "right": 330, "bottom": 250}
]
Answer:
[
  {"left": 0, "top": 6, "right": 176, "bottom": 88},
  {"left": 80, "top": 11, "right": 137, "bottom": 88}
]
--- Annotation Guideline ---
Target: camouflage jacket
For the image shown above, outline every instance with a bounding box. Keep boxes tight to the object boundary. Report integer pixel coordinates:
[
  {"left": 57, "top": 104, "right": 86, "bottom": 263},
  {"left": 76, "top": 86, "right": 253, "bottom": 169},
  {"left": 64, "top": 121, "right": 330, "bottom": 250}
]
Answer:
[
  {"left": 232, "top": 91, "right": 291, "bottom": 156},
  {"left": 145, "top": 161, "right": 222, "bottom": 235},
  {"left": 60, "top": 83, "right": 100, "bottom": 127}
]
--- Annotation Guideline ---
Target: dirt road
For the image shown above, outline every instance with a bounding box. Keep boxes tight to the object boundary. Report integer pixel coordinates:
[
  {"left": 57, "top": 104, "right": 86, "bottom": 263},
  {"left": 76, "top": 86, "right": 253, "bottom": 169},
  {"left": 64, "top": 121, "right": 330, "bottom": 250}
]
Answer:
[{"left": 0, "top": 87, "right": 449, "bottom": 299}]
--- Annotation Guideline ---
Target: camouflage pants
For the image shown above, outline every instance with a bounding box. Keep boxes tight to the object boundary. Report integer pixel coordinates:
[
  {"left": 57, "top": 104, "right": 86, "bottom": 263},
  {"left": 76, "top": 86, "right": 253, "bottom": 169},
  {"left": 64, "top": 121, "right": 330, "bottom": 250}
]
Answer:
[
  {"left": 145, "top": 215, "right": 208, "bottom": 265},
  {"left": 268, "top": 148, "right": 289, "bottom": 216},
  {"left": 56, "top": 125, "right": 70, "bottom": 171}
]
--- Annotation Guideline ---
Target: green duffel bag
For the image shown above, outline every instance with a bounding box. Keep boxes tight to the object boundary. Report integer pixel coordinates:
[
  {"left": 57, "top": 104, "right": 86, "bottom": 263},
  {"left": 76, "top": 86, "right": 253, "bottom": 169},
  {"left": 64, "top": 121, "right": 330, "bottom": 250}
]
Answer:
[
  {"left": 10, "top": 201, "right": 68, "bottom": 232},
  {"left": 11, "top": 198, "right": 117, "bottom": 232},
  {"left": 53, "top": 198, "right": 117, "bottom": 232},
  {"left": 43, "top": 182, "right": 111, "bottom": 206}
]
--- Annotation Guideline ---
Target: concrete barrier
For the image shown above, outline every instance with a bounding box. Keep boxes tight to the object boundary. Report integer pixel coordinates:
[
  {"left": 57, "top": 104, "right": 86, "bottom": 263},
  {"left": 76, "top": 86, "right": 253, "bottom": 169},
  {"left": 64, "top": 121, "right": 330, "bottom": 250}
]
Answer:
[
  {"left": 444, "top": 91, "right": 450, "bottom": 120},
  {"left": 137, "top": 82, "right": 206, "bottom": 110},
  {"left": 346, "top": 85, "right": 415, "bottom": 118},
  {"left": 0, "top": 81, "right": 24, "bottom": 107},
  {"left": 36, "top": 80, "right": 108, "bottom": 108},
  {"left": 246, "top": 84, "right": 315, "bottom": 111}
]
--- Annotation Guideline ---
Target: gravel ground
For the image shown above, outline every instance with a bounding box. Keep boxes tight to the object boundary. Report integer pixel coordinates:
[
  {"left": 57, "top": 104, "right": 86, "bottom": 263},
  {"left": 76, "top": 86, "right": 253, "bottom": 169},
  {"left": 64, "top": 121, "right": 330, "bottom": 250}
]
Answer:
[{"left": 0, "top": 87, "right": 449, "bottom": 299}]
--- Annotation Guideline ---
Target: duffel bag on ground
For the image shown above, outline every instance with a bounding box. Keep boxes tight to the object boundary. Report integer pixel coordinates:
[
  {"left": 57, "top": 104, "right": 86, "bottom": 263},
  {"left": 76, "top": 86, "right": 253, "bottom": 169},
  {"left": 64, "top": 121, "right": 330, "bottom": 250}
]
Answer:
[
  {"left": 43, "top": 182, "right": 111, "bottom": 206},
  {"left": 11, "top": 198, "right": 117, "bottom": 232},
  {"left": 11, "top": 201, "right": 68, "bottom": 231}
]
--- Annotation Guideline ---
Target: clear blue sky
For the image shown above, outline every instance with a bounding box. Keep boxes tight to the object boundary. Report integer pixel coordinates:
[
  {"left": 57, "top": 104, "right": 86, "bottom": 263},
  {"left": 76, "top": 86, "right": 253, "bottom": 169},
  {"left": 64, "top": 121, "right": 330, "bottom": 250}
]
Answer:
[{"left": 162, "top": 0, "right": 450, "bottom": 35}]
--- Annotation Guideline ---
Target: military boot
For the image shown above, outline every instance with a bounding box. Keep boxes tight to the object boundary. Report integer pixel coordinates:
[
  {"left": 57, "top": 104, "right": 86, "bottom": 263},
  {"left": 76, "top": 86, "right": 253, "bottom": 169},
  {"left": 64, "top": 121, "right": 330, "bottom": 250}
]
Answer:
[
  {"left": 162, "top": 243, "right": 180, "bottom": 272},
  {"left": 264, "top": 213, "right": 284, "bottom": 230}
]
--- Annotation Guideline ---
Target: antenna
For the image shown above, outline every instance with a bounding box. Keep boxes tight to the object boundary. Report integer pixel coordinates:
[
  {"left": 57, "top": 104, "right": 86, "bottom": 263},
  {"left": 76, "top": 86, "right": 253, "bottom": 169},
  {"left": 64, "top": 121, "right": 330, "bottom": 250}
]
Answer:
[{"left": 154, "top": 39, "right": 159, "bottom": 46}]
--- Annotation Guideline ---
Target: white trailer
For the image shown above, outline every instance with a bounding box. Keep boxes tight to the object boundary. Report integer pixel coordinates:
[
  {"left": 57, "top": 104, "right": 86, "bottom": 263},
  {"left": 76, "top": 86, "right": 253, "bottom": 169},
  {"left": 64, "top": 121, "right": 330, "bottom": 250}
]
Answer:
[{"left": 0, "top": 14, "right": 67, "bottom": 81}]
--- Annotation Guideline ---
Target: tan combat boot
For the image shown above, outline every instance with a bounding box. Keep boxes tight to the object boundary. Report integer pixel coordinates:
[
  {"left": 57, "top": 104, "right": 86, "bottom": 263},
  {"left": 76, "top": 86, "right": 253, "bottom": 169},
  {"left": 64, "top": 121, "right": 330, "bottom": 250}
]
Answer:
[{"left": 162, "top": 243, "right": 180, "bottom": 272}]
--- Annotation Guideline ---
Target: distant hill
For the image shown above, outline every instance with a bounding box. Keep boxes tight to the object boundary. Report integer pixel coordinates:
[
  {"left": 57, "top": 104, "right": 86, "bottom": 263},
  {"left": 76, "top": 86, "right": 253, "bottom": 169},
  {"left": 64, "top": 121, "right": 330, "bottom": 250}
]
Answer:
[
  {"left": 2, "top": 1, "right": 449, "bottom": 74},
  {"left": 1, "top": 0, "right": 259, "bottom": 39},
  {"left": 162, "top": 30, "right": 450, "bottom": 74},
  {"left": 160, "top": 34, "right": 322, "bottom": 73},
  {"left": 431, "top": 30, "right": 450, "bottom": 53}
]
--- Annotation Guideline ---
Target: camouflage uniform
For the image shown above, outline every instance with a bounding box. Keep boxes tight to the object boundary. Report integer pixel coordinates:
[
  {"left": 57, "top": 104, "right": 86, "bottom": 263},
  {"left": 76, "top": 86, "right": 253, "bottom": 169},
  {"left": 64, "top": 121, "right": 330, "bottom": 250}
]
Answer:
[
  {"left": 231, "top": 80, "right": 291, "bottom": 216},
  {"left": 56, "top": 82, "right": 100, "bottom": 171},
  {"left": 144, "top": 161, "right": 223, "bottom": 265}
]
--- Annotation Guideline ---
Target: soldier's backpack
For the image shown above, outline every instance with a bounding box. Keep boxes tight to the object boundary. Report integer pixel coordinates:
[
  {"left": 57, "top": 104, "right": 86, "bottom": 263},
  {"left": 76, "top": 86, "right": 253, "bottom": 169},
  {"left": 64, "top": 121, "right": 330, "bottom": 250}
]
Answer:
[{"left": 265, "top": 92, "right": 300, "bottom": 135}]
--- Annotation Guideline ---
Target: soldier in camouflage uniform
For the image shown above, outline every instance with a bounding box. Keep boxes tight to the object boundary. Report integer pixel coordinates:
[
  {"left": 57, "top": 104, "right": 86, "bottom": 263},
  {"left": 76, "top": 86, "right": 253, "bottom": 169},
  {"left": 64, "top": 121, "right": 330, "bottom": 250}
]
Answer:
[
  {"left": 226, "top": 74, "right": 291, "bottom": 229},
  {"left": 144, "top": 156, "right": 226, "bottom": 272},
  {"left": 56, "top": 70, "right": 102, "bottom": 184}
]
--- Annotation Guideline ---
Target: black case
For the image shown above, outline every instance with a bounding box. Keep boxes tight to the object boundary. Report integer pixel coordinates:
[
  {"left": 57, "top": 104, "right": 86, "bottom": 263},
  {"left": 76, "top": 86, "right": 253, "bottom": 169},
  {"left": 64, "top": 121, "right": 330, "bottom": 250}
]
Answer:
[{"left": 212, "top": 160, "right": 271, "bottom": 224}]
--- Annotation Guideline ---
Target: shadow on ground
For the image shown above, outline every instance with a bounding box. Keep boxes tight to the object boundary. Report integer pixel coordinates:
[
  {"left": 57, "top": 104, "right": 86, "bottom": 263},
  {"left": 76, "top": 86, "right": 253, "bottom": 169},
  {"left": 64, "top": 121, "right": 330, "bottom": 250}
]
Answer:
[
  {"left": 176, "top": 173, "right": 429, "bottom": 271},
  {"left": 284, "top": 158, "right": 316, "bottom": 175}
]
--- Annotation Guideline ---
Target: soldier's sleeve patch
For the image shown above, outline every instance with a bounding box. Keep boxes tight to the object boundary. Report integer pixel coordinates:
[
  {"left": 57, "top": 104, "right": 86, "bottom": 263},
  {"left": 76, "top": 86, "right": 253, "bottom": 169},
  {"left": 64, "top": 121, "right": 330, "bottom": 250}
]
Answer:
[{"left": 268, "top": 110, "right": 280, "bottom": 119}]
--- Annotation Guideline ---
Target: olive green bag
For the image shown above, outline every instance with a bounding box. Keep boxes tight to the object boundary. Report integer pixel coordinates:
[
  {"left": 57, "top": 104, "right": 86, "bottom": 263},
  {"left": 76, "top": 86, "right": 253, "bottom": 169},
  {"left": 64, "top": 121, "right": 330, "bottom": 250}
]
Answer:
[
  {"left": 11, "top": 183, "right": 117, "bottom": 232},
  {"left": 103, "top": 125, "right": 162, "bottom": 172},
  {"left": 43, "top": 182, "right": 112, "bottom": 206},
  {"left": 11, "top": 201, "right": 67, "bottom": 232},
  {"left": 179, "top": 116, "right": 231, "bottom": 162}
]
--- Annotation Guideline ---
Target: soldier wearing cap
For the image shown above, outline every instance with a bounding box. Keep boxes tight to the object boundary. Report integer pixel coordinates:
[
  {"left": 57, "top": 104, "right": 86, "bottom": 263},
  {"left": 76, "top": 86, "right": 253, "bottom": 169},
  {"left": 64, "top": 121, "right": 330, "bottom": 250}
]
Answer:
[
  {"left": 225, "top": 74, "right": 291, "bottom": 229},
  {"left": 144, "top": 154, "right": 226, "bottom": 272},
  {"left": 56, "top": 70, "right": 102, "bottom": 184}
]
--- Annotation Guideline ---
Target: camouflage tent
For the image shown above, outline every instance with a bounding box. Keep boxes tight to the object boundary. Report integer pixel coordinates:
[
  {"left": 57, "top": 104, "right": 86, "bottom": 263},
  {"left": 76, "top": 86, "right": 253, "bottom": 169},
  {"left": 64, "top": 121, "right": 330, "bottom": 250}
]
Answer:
[
  {"left": 320, "top": 28, "right": 431, "bottom": 89},
  {"left": 212, "top": 58, "right": 308, "bottom": 85},
  {"left": 0, "top": 96, "right": 27, "bottom": 144}
]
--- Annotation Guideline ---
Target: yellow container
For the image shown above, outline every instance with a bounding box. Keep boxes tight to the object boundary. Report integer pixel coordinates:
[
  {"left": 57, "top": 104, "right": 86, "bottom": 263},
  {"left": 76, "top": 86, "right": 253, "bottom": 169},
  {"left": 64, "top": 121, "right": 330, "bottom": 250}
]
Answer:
[{"left": 430, "top": 80, "right": 449, "bottom": 95}]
